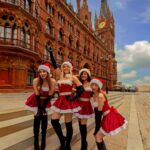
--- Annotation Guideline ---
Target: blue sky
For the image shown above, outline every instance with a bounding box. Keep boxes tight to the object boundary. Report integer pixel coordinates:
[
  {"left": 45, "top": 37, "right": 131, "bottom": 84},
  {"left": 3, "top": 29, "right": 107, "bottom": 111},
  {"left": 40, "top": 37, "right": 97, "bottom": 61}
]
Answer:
[{"left": 70, "top": 0, "right": 150, "bottom": 86}]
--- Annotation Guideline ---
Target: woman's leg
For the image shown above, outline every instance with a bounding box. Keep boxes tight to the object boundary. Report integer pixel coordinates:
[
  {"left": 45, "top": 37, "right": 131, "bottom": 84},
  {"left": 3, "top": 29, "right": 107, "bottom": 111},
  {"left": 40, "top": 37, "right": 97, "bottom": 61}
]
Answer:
[
  {"left": 33, "top": 115, "right": 41, "bottom": 150},
  {"left": 79, "top": 119, "right": 88, "bottom": 150},
  {"left": 41, "top": 115, "right": 48, "bottom": 150},
  {"left": 95, "top": 131, "right": 106, "bottom": 150},
  {"left": 51, "top": 112, "right": 65, "bottom": 150},
  {"left": 64, "top": 113, "right": 73, "bottom": 150}
]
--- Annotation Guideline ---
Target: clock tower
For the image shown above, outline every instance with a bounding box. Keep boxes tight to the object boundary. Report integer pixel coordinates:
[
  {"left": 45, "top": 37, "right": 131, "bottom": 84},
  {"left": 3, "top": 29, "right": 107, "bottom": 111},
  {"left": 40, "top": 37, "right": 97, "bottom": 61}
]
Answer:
[
  {"left": 95, "top": 0, "right": 115, "bottom": 54},
  {"left": 94, "top": 0, "right": 116, "bottom": 89}
]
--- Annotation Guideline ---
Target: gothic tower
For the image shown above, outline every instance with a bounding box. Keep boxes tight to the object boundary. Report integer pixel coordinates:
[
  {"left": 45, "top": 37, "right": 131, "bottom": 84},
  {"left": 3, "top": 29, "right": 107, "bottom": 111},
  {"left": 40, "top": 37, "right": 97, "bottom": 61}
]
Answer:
[{"left": 95, "top": 0, "right": 115, "bottom": 55}]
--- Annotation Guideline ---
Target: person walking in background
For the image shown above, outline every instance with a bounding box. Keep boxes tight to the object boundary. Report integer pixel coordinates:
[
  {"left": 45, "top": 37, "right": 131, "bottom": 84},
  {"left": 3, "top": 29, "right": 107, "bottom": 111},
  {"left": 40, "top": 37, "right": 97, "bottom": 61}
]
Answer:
[
  {"left": 25, "top": 63, "right": 56, "bottom": 150},
  {"left": 90, "top": 78, "right": 128, "bottom": 150},
  {"left": 75, "top": 68, "right": 94, "bottom": 150}
]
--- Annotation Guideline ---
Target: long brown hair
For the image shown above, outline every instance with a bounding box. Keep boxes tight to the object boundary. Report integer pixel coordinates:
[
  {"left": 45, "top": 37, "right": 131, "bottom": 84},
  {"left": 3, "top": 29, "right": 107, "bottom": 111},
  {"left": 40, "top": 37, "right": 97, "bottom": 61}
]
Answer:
[{"left": 38, "top": 72, "right": 51, "bottom": 91}]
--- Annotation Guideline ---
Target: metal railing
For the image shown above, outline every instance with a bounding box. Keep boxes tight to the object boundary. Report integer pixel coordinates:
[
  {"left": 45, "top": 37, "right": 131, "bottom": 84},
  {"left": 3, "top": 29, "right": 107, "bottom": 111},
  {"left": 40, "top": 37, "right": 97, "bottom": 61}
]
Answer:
[{"left": 0, "top": 37, "right": 38, "bottom": 53}]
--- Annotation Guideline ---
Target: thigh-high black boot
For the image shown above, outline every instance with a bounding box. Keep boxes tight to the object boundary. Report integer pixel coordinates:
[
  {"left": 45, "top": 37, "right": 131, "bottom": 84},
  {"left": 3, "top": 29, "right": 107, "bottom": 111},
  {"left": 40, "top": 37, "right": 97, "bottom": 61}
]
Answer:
[
  {"left": 41, "top": 115, "right": 48, "bottom": 150},
  {"left": 65, "top": 121, "right": 73, "bottom": 150},
  {"left": 79, "top": 124, "right": 88, "bottom": 150},
  {"left": 51, "top": 119, "right": 66, "bottom": 150},
  {"left": 96, "top": 140, "right": 107, "bottom": 150},
  {"left": 33, "top": 115, "right": 41, "bottom": 150}
]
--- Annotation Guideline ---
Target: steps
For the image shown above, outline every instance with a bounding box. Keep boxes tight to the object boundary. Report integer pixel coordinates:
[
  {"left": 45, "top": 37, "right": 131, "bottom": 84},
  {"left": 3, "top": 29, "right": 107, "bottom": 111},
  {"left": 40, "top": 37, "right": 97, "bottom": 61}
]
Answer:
[{"left": 0, "top": 92, "right": 124, "bottom": 150}]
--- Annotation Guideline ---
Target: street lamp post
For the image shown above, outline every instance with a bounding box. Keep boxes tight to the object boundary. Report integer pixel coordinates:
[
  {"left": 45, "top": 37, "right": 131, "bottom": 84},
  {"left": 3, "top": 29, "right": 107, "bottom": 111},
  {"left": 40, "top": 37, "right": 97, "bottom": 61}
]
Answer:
[
  {"left": 105, "top": 57, "right": 109, "bottom": 94},
  {"left": 101, "top": 55, "right": 111, "bottom": 94}
]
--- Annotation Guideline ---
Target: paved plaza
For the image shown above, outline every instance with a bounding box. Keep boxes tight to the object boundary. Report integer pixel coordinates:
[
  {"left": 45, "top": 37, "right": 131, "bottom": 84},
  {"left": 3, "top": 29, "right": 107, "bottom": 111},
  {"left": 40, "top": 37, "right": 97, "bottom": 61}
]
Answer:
[{"left": 0, "top": 92, "right": 150, "bottom": 150}]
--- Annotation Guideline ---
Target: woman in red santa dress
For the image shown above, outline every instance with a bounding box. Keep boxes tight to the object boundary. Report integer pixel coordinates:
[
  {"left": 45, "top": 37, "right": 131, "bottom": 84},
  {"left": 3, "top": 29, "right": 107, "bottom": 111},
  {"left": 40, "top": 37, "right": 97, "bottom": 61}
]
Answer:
[
  {"left": 75, "top": 68, "right": 94, "bottom": 150},
  {"left": 90, "top": 78, "right": 128, "bottom": 150},
  {"left": 25, "top": 63, "right": 56, "bottom": 150},
  {"left": 46, "top": 47, "right": 84, "bottom": 150}
]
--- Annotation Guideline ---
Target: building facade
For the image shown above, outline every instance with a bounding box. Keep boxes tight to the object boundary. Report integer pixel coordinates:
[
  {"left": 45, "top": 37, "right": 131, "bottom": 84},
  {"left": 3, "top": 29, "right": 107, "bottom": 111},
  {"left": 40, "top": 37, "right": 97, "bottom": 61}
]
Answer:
[{"left": 0, "top": 0, "right": 117, "bottom": 92}]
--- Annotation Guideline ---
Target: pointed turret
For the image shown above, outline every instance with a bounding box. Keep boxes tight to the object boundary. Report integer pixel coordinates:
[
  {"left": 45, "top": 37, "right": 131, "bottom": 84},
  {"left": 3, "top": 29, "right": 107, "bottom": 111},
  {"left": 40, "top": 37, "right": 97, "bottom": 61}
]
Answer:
[
  {"left": 94, "top": 12, "right": 98, "bottom": 30},
  {"left": 100, "top": 0, "right": 110, "bottom": 19},
  {"left": 83, "top": 0, "right": 87, "bottom": 6},
  {"left": 76, "top": 0, "right": 80, "bottom": 13}
]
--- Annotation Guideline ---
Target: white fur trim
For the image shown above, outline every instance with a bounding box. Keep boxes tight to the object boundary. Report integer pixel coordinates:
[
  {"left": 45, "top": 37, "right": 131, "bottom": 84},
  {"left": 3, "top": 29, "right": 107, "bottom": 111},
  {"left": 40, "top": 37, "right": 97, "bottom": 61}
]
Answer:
[
  {"left": 84, "top": 87, "right": 92, "bottom": 91},
  {"left": 100, "top": 120, "right": 128, "bottom": 136},
  {"left": 79, "top": 68, "right": 91, "bottom": 77},
  {"left": 57, "top": 80, "right": 73, "bottom": 86},
  {"left": 38, "top": 65, "right": 50, "bottom": 74},
  {"left": 25, "top": 105, "right": 51, "bottom": 112},
  {"left": 75, "top": 113, "right": 95, "bottom": 119},
  {"left": 61, "top": 61, "right": 73, "bottom": 70},
  {"left": 51, "top": 106, "right": 81, "bottom": 113},
  {"left": 90, "top": 79, "right": 103, "bottom": 89}
]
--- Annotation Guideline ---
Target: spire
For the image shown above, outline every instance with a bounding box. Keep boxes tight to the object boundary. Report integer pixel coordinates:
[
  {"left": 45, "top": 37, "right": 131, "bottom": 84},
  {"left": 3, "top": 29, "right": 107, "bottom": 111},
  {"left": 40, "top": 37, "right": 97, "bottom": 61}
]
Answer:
[
  {"left": 83, "top": 0, "right": 87, "bottom": 6},
  {"left": 77, "top": 0, "right": 80, "bottom": 13},
  {"left": 94, "top": 12, "right": 98, "bottom": 30},
  {"left": 100, "top": 0, "right": 110, "bottom": 18}
]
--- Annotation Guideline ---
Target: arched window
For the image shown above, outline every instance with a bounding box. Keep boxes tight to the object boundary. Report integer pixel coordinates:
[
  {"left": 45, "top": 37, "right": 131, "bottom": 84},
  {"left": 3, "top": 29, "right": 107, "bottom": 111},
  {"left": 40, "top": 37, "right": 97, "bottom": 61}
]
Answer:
[
  {"left": 76, "top": 58, "right": 80, "bottom": 69},
  {"left": 68, "top": 53, "right": 72, "bottom": 62},
  {"left": 46, "top": 22, "right": 51, "bottom": 34},
  {"left": 12, "top": 24, "right": 17, "bottom": 44},
  {"left": 20, "top": 25, "right": 30, "bottom": 48},
  {"left": 0, "top": 15, "right": 18, "bottom": 43},
  {"left": 69, "top": 35, "right": 72, "bottom": 47},
  {"left": 46, "top": 3, "right": 55, "bottom": 15},
  {"left": 87, "top": 48, "right": 90, "bottom": 56},
  {"left": 46, "top": 20, "right": 53, "bottom": 35},
  {"left": 0, "top": 25, "right": 5, "bottom": 38},
  {"left": 76, "top": 40, "right": 79, "bottom": 50},
  {"left": 58, "top": 48, "right": 63, "bottom": 65},
  {"left": 21, "top": 0, "right": 31, "bottom": 12},
  {"left": 4, "top": 0, "right": 16, "bottom": 4},
  {"left": 27, "top": 67, "right": 36, "bottom": 86},
  {"left": 20, "top": 28, "right": 26, "bottom": 47},
  {"left": 58, "top": 29, "right": 63, "bottom": 41},
  {"left": 4, "top": 23, "right": 11, "bottom": 39},
  {"left": 44, "top": 47, "right": 50, "bottom": 60}
]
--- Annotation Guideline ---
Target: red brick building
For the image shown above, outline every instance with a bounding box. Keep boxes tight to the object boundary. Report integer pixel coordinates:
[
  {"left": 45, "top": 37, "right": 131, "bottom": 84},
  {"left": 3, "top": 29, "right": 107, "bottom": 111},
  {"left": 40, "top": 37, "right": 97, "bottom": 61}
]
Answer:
[{"left": 0, "top": 0, "right": 117, "bottom": 92}]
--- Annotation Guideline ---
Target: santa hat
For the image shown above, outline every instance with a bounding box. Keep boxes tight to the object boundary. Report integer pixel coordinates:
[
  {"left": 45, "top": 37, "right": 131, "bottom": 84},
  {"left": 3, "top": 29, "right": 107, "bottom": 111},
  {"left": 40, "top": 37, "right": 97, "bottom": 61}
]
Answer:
[
  {"left": 79, "top": 68, "right": 91, "bottom": 77},
  {"left": 38, "top": 63, "right": 51, "bottom": 74},
  {"left": 61, "top": 61, "right": 73, "bottom": 70},
  {"left": 90, "top": 78, "right": 103, "bottom": 89}
]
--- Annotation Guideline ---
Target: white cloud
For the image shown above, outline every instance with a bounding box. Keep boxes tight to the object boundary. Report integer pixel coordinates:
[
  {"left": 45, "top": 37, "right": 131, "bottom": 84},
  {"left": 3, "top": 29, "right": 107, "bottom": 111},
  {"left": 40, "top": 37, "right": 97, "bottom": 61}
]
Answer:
[
  {"left": 134, "top": 76, "right": 150, "bottom": 85},
  {"left": 117, "top": 41, "right": 150, "bottom": 69},
  {"left": 121, "top": 70, "right": 137, "bottom": 80},
  {"left": 140, "top": 6, "right": 150, "bottom": 23},
  {"left": 116, "top": 41, "right": 150, "bottom": 83}
]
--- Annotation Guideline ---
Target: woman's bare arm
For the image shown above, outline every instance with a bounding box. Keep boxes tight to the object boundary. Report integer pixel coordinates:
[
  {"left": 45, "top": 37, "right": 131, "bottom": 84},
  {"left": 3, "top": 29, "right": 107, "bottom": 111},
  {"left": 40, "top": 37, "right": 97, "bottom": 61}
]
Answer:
[
  {"left": 33, "top": 78, "right": 40, "bottom": 95},
  {"left": 72, "top": 75, "right": 82, "bottom": 86},
  {"left": 97, "top": 93, "right": 105, "bottom": 111},
  {"left": 48, "top": 78, "right": 56, "bottom": 95}
]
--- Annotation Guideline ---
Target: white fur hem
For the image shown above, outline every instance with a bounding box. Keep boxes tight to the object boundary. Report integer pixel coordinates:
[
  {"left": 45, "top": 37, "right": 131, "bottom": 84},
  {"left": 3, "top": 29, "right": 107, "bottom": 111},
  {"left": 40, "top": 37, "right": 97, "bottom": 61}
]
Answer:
[
  {"left": 100, "top": 120, "right": 128, "bottom": 136},
  {"left": 51, "top": 106, "right": 81, "bottom": 113},
  {"left": 25, "top": 105, "right": 51, "bottom": 112},
  {"left": 75, "top": 113, "right": 95, "bottom": 119}
]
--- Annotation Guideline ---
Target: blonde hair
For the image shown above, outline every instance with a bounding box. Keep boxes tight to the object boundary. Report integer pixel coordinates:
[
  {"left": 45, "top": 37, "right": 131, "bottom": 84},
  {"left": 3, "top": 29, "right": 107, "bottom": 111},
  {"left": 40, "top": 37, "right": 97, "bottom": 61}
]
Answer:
[{"left": 60, "top": 65, "right": 73, "bottom": 80}]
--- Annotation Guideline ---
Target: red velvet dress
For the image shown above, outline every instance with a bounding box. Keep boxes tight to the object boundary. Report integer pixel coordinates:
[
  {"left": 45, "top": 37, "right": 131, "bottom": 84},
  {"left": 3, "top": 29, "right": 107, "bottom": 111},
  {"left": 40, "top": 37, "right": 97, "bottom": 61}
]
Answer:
[
  {"left": 25, "top": 87, "right": 51, "bottom": 112},
  {"left": 92, "top": 95, "right": 127, "bottom": 136},
  {"left": 75, "top": 87, "right": 94, "bottom": 118},
  {"left": 51, "top": 80, "right": 81, "bottom": 113}
]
